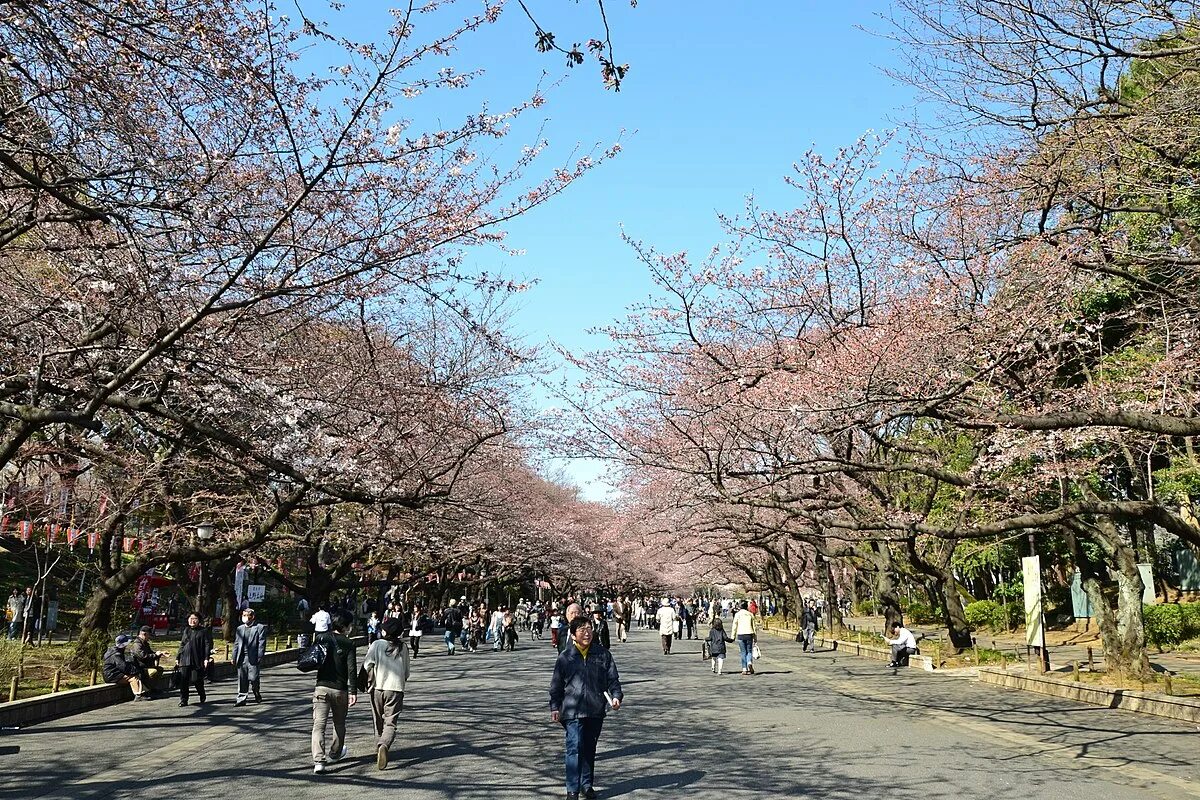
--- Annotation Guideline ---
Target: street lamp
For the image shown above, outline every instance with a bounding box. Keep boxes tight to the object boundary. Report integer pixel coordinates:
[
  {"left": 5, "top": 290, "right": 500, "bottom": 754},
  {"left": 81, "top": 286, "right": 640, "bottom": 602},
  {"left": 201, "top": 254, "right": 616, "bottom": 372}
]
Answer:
[{"left": 195, "top": 523, "right": 214, "bottom": 619}]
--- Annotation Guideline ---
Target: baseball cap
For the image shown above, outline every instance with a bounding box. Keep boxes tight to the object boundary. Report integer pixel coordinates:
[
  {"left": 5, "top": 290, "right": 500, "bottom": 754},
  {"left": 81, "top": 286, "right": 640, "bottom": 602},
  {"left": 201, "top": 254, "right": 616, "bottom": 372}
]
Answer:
[
  {"left": 139, "top": 626, "right": 152, "bottom": 635},
  {"left": 115, "top": 634, "right": 131, "bottom": 647},
  {"left": 310, "top": 609, "right": 331, "bottom": 632}
]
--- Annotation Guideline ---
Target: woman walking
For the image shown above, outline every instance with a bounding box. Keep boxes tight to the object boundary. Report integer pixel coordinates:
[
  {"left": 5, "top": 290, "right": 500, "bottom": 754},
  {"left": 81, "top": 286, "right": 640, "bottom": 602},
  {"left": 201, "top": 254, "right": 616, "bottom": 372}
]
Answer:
[
  {"left": 408, "top": 604, "right": 430, "bottom": 658},
  {"left": 176, "top": 612, "right": 213, "bottom": 706},
  {"left": 364, "top": 618, "right": 410, "bottom": 770},
  {"left": 730, "top": 600, "right": 758, "bottom": 675}
]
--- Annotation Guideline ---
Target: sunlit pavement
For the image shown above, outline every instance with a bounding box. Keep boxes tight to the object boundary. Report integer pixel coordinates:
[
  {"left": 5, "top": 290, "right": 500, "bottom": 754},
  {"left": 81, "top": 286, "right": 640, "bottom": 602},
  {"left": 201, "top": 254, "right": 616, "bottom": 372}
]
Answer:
[{"left": 3, "top": 628, "right": 1198, "bottom": 800}]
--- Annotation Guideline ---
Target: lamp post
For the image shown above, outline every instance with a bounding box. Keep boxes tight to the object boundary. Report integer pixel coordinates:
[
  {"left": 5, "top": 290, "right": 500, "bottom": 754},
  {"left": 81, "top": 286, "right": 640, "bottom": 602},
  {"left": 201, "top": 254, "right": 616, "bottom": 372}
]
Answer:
[{"left": 195, "top": 523, "right": 214, "bottom": 617}]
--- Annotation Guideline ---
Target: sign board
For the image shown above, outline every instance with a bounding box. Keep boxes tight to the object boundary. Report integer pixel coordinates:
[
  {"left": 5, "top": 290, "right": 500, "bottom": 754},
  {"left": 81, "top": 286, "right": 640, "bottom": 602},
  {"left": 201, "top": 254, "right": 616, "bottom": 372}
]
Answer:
[
  {"left": 1022, "top": 555, "right": 1043, "bottom": 648},
  {"left": 1070, "top": 571, "right": 1092, "bottom": 619},
  {"left": 246, "top": 584, "right": 266, "bottom": 603},
  {"left": 1137, "top": 563, "right": 1155, "bottom": 605}
]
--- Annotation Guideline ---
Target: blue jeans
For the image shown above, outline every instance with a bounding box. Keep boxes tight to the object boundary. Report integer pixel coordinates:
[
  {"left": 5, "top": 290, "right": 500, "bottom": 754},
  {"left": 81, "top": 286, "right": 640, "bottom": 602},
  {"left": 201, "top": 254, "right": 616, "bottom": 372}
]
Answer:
[
  {"left": 563, "top": 717, "right": 604, "bottom": 793},
  {"left": 737, "top": 635, "right": 754, "bottom": 670},
  {"left": 444, "top": 629, "right": 457, "bottom": 652}
]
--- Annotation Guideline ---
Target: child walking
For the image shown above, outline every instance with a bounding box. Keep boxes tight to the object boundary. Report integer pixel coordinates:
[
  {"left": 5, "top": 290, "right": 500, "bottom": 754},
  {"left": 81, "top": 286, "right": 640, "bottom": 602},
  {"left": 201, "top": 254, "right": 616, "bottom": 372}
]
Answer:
[{"left": 706, "top": 617, "right": 734, "bottom": 675}]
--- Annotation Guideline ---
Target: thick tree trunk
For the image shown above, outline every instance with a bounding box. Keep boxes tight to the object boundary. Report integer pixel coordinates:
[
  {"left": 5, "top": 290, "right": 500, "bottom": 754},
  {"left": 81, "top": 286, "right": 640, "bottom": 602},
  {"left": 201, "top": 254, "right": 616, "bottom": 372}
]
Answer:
[
  {"left": 868, "top": 543, "right": 903, "bottom": 632},
  {"left": 928, "top": 569, "right": 974, "bottom": 650},
  {"left": 1068, "top": 521, "right": 1151, "bottom": 679},
  {"left": 69, "top": 583, "right": 122, "bottom": 669}
]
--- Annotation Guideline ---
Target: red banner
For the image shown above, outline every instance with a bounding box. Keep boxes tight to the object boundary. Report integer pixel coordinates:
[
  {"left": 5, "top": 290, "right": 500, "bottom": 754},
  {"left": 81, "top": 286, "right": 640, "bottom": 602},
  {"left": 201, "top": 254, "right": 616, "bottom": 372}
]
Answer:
[
  {"left": 18, "top": 520, "right": 31, "bottom": 543},
  {"left": 87, "top": 530, "right": 99, "bottom": 550},
  {"left": 47, "top": 523, "right": 61, "bottom": 545},
  {"left": 67, "top": 527, "right": 81, "bottom": 546},
  {"left": 122, "top": 537, "right": 134, "bottom": 553}
]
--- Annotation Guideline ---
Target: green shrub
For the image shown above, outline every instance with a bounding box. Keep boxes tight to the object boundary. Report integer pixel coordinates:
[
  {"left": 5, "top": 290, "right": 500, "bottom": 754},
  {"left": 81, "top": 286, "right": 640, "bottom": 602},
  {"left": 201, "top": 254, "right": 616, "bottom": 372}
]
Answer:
[
  {"left": 964, "top": 599, "right": 1023, "bottom": 630},
  {"left": 1180, "top": 602, "right": 1200, "bottom": 640},
  {"left": 964, "top": 600, "right": 1002, "bottom": 630},
  {"left": 853, "top": 598, "right": 875, "bottom": 617},
  {"left": 1143, "top": 604, "right": 1185, "bottom": 649},
  {"left": 901, "top": 597, "right": 940, "bottom": 625}
]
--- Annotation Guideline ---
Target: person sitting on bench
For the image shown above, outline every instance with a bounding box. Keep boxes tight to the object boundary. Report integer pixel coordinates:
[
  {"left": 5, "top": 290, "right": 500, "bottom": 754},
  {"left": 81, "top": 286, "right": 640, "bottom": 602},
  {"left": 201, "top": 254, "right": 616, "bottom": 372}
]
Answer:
[
  {"left": 885, "top": 622, "right": 918, "bottom": 667},
  {"left": 103, "top": 634, "right": 149, "bottom": 700}
]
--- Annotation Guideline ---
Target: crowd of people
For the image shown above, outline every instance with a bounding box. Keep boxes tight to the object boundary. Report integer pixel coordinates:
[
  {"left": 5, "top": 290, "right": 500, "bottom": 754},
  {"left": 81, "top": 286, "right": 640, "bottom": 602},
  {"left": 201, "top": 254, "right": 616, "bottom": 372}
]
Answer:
[{"left": 94, "top": 587, "right": 842, "bottom": 796}]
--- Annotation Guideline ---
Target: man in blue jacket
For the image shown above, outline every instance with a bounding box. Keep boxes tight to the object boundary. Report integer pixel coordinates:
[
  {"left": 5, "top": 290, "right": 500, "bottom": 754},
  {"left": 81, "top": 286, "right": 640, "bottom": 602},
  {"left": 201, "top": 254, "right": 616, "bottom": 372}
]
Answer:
[{"left": 549, "top": 616, "right": 623, "bottom": 800}]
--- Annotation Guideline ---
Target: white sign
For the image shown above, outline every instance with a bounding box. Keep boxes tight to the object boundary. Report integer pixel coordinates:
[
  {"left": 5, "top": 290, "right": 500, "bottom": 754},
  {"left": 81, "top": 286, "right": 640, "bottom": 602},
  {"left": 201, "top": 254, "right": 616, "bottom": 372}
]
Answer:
[
  {"left": 247, "top": 584, "right": 266, "bottom": 603},
  {"left": 1022, "top": 555, "right": 1043, "bottom": 648}
]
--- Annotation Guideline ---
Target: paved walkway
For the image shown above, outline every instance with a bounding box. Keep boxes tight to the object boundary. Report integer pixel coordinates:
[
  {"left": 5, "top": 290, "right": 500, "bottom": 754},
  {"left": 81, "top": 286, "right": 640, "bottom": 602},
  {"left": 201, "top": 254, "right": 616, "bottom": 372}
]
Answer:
[
  {"left": 843, "top": 615, "right": 1200, "bottom": 675},
  {"left": 2, "top": 629, "right": 1198, "bottom": 799}
]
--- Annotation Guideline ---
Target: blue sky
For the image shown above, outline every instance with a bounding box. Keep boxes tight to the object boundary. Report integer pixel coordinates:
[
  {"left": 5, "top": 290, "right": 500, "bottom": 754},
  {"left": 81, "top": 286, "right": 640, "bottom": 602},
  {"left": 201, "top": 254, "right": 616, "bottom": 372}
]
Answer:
[{"left": 338, "top": 2, "right": 918, "bottom": 497}]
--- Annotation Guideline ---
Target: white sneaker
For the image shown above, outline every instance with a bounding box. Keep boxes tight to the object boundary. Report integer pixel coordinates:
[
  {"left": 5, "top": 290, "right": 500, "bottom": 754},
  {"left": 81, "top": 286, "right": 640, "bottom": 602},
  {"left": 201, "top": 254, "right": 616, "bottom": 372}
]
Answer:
[
  {"left": 330, "top": 744, "right": 348, "bottom": 762},
  {"left": 313, "top": 763, "right": 325, "bottom": 774}
]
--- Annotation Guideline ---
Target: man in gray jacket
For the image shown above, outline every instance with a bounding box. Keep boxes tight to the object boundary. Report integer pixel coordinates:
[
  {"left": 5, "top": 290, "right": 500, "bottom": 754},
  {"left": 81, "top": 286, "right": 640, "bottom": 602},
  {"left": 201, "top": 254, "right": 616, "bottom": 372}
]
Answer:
[{"left": 233, "top": 607, "right": 267, "bottom": 706}]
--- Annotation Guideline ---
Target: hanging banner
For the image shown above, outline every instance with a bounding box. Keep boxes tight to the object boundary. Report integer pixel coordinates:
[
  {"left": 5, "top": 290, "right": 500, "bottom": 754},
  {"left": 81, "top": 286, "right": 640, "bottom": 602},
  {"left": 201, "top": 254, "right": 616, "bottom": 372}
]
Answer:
[
  {"left": 122, "top": 537, "right": 134, "bottom": 553},
  {"left": 87, "top": 530, "right": 100, "bottom": 551},
  {"left": 1023, "top": 555, "right": 1043, "bottom": 648},
  {"left": 67, "top": 527, "right": 81, "bottom": 547},
  {"left": 47, "top": 523, "right": 61, "bottom": 545},
  {"left": 18, "top": 520, "right": 31, "bottom": 543}
]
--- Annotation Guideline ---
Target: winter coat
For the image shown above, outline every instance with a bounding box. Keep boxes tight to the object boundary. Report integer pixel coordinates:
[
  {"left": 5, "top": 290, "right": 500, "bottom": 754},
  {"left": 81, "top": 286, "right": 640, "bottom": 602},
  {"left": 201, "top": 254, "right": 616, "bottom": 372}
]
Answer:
[
  {"left": 177, "top": 625, "right": 214, "bottom": 667},
  {"left": 315, "top": 631, "right": 358, "bottom": 693},
  {"left": 549, "top": 643, "right": 622, "bottom": 721},
  {"left": 706, "top": 627, "right": 733, "bottom": 657},
  {"left": 102, "top": 647, "right": 137, "bottom": 684}
]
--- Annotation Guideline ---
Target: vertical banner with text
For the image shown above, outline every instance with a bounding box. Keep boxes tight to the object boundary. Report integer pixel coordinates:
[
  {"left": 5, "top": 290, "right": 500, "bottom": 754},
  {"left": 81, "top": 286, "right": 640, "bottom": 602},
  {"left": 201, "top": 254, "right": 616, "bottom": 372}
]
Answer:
[{"left": 1022, "top": 555, "right": 1043, "bottom": 648}]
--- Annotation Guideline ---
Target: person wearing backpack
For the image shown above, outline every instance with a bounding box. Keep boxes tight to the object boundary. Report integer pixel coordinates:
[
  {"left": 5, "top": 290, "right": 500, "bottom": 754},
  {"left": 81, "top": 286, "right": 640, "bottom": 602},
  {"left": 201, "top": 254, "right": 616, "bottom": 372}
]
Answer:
[
  {"left": 364, "top": 617, "right": 410, "bottom": 770},
  {"left": 311, "top": 611, "right": 358, "bottom": 774}
]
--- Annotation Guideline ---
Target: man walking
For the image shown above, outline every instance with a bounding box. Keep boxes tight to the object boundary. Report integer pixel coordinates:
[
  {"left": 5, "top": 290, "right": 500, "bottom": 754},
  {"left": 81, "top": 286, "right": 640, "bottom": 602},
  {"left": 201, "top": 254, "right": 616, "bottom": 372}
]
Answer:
[
  {"left": 549, "top": 616, "right": 623, "bottom": 800},
  {"left": 443, "top": 599, "right": 463, "bottom": 655},
  {"left": 613, "top": 597, "right": 628, "bottom": 644},
  {"left": 6, "top": 588, "right": 25, "bottom": 640},
  {"left": 655, "top": 598, "right": 677, "bottom": 655},
  {"left": 233, "top": 607, "right": 267, "bottom": 705},
  {"left": 557, "top": 603, "right": 583, "bottom": 654},
  {"left": 312, "top": 612, "right": 358, "bottom": 774},
  {"left": 799, "top": 601, "right": 819, "bottom": 653}
]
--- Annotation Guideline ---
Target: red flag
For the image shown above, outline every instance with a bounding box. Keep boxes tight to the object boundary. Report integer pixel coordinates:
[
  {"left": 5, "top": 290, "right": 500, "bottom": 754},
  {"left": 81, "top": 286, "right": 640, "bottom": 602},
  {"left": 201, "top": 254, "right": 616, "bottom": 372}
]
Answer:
[
  {"left": 97, "top": 495, "right": 109, "bottom": 519},
  {"left": 0, "top": 498, "right": 12, "bottom": 532}
]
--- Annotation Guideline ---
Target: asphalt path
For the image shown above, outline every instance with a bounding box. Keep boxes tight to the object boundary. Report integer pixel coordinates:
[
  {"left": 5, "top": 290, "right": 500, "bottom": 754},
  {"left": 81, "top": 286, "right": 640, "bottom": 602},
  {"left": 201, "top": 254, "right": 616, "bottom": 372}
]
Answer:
[{"left": 2, "top": 628, "right": 1198, "bottom": 799}]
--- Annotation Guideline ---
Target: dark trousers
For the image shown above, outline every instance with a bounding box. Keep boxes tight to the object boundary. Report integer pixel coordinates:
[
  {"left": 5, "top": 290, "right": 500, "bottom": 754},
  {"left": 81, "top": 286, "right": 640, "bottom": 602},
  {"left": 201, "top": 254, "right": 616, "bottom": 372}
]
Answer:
[
  {"left": 178, "top": 665, "right": 206, "bottom": 703},
  {"left": 684, "top": 620, "right": 695, "bottom": 639},
  {"left": 891, "top": 644, "right": 915, "bottom": 666},
  {"left": 563, "top": 717, "right": 604, "bottom": 794},
  {"left": 661, "top": 634, "right": 672, "bottom": 654}
]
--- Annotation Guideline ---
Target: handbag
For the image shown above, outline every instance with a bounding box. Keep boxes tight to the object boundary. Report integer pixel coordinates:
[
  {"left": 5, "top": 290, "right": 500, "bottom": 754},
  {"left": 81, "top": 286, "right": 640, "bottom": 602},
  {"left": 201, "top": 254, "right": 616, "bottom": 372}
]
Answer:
[
  {"left": 296, "top": 639, "right": 328, "bottom": 672},
  {"left": 752, "top": 643, "right": 762, "bottom": 660},
  {"left": 701, "top": 640, "right": 711, "bottom": 660}
]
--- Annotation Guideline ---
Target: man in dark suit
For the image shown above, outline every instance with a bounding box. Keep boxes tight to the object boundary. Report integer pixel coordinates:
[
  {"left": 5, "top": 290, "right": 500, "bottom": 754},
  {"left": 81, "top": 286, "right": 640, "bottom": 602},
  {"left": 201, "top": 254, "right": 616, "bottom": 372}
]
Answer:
[{"left": 233, "top": 607, "right": 267, "bottom": 705}]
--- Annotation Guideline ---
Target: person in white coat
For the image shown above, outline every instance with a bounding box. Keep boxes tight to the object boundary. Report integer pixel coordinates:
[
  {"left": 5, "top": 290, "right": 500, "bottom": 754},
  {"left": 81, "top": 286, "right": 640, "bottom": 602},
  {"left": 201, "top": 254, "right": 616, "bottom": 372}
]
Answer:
[
  {"left": 364, "top": 617, "right": 411, "bottom": 770},
  {"left": 655, "top": 598, "right": 678, "bottom": 655}
]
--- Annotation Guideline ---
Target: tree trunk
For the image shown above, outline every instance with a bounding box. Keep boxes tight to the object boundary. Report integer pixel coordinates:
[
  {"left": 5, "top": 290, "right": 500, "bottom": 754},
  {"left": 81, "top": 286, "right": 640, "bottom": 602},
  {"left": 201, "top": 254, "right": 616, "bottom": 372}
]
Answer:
[
  {"left": 867, "top": 543, "right": 903, "bottom": 632},
  {"left": 69, "top": 583, "right": 122, "bottom": 669},
  {"left": 1067, "top": 521, "right": 1152, "bottom": 679}
]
